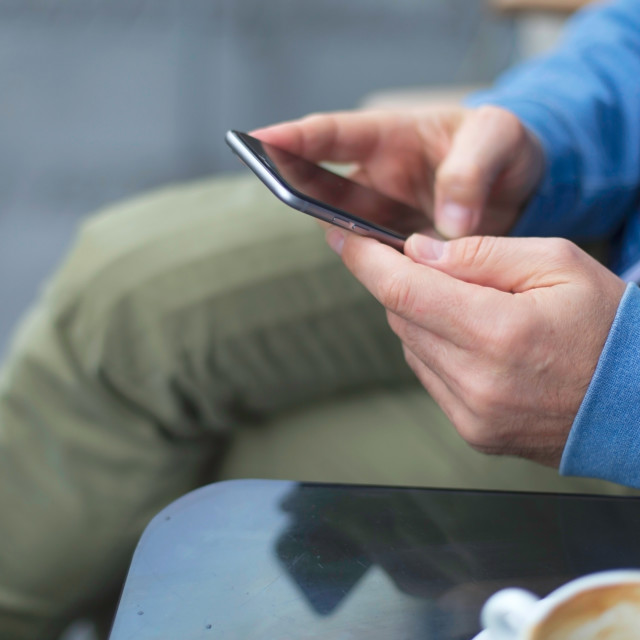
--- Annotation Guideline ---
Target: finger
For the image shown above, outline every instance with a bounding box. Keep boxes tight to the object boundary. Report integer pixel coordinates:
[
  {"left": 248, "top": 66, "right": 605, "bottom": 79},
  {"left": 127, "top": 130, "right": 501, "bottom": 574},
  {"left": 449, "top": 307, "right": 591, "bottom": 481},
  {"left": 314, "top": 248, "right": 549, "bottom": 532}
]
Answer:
[
  {"left": 405, "top": 234, "right": 592, "bottom": 292},
  {"left": 326, "top": 228, "right": 509, "bottom": 345},
  {"left": 401, "top": 345, "right": 469, "bottom": 430},
  {"left": 390, "top": 311, "right": 483, "bottom": 418},
  {"left": 251, "top": 112, "right": 390, "bottom": 164},
  {"left": 387, "top": 310, "right": 461, "bottom": 384},
  {"left": 403, "top": 345, "right": 506, "bottom": 454},
  {"left": 434, "top": 106, "right": 527, "bottom": 238}
]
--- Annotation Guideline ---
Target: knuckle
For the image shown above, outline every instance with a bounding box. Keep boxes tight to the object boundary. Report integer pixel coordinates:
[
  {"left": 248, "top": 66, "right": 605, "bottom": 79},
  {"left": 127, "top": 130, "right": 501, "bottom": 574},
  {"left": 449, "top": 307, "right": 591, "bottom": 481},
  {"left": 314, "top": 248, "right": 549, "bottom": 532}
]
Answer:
[
  {"left": 437, "top": 161, "right": 485, "bottom": 199},
  {"left": 387, "top": 311, "right": 425, "bottom": 356},
  {"left": 481, "top": 312, "right": 526, "bottom": 360},
  {"left": 301, "top": 111, "right": 324, "bottom": 124},
  {"left": 385, "top": 309, "right": 406, "bottom": 337},
  {"left": 474, "top": 104, "right": 508, "bottom": 121},
  {"left": 465, "top": 376, "right": 498, "bottom": 417},
  {"left": 450, "top": 236, "right": 499, "bottom": 271},
  {"left": 456, "top": 418, "right": 502, "bottom": 454},
  {"left": 402, "top": 343, "right": 421, "bottom": 373},
  {"left": 475, "top": 105, "right": 524, "bottom": 137},
  {"left": 467, "top": 437, "right": 504, "bottom": 457},
  {"left": 547, "top": 237, "right": 582, "bottom": 265},
  {"left": 379, "top": 267, "right": 416, "bottom": 316},
  {"left": 463, "top": 370, "right": 513, "bottom": 423}
]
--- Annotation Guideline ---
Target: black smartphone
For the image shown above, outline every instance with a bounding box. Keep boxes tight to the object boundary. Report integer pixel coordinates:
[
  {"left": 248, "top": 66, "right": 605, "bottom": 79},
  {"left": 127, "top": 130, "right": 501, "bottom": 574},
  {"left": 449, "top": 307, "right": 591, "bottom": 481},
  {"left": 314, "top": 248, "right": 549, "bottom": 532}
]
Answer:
[{"left": 226, "top": 129, "right": 433, "bottom": 251}]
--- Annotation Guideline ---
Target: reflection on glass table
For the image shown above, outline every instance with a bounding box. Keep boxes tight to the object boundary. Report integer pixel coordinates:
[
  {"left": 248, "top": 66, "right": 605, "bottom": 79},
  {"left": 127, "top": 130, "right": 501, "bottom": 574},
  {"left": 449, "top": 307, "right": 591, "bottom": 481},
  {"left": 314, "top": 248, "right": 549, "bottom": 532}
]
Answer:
[{"left": 108, "top": 479, "right": 640, "bottom": 640}]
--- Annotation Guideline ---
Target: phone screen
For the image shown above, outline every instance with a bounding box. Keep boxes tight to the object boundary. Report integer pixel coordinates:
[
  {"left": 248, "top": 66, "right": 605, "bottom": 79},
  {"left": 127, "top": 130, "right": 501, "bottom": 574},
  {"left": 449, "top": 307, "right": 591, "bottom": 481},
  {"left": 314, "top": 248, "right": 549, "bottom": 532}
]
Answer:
[{"left": 227, "top": 130, "right": 433, "bottom": 243}]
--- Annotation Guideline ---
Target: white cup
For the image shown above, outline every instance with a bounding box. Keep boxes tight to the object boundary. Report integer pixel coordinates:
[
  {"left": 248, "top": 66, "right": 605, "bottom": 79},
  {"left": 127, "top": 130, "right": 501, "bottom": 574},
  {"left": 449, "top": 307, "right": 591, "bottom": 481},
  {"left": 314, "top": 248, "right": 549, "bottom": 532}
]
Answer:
[{"left": 473, "top": 570, "right": 640, "bottom": 639}]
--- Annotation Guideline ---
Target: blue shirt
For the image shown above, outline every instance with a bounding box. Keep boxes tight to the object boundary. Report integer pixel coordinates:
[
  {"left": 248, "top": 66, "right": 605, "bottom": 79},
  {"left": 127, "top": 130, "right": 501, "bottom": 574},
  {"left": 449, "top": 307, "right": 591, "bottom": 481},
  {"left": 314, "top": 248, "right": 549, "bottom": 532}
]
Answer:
[{"left": 468, "top": 0, "right": 640, "bottom": 487}]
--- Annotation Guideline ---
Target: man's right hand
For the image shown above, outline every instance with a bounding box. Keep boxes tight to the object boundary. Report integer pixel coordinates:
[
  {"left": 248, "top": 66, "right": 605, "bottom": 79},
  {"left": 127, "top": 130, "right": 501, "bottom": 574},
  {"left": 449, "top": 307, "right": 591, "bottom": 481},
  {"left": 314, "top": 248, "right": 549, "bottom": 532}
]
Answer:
[{"left": 253, "top": 105, "right": 545, "bottom": 239}]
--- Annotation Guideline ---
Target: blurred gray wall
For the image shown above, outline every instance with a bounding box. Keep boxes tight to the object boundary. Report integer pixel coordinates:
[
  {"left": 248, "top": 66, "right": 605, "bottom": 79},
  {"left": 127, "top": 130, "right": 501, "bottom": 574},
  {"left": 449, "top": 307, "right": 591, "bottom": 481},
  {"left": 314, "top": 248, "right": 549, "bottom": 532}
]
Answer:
[{"left": 0, "top": 0, "right": 517, "bottom": 356}]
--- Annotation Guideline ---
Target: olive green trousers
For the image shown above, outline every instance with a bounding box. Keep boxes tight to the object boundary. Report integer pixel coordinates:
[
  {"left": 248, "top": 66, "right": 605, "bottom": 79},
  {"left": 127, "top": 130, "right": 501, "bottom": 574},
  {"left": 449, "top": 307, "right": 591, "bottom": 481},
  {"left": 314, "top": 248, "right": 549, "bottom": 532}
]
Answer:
[{"left": 0, "top": 175, "right": 635, "bottom": 639}]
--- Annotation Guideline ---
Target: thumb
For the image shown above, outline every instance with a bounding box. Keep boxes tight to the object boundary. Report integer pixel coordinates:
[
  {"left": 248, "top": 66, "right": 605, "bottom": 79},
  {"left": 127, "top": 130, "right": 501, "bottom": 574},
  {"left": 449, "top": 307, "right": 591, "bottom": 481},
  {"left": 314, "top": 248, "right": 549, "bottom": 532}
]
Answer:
[
  {"left": 434, "top": 106, "right": 526, "bottom": 238},
  {"left": 405, "top": 234, "right": 580, "bottom": 293}
]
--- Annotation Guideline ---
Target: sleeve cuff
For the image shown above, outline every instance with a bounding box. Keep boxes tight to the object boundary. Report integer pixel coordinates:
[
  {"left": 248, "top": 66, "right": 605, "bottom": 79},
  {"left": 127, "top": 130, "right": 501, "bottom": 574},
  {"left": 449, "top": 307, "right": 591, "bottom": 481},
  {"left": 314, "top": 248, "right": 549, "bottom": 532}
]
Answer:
[{"left": 560, "top": 283, "right": 640, "bottom": 487}]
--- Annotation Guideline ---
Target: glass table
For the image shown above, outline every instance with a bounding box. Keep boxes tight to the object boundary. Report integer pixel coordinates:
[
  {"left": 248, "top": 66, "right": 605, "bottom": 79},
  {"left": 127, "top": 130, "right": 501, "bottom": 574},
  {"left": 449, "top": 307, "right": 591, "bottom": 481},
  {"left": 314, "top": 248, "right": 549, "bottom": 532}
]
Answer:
[{"left": 108, "top": 479, "right": 640, "bottom": 639}]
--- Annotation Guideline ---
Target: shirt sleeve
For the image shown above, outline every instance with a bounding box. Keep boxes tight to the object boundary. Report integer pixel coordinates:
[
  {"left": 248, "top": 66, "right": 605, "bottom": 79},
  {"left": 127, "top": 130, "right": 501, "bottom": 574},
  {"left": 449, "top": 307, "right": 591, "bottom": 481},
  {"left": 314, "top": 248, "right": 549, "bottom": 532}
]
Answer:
[
  {"left": 560, "top": 283, "right": 640, "bottom": 487},
  {"left": 467, "top": 0, "right": 640, "bottom": 241}
]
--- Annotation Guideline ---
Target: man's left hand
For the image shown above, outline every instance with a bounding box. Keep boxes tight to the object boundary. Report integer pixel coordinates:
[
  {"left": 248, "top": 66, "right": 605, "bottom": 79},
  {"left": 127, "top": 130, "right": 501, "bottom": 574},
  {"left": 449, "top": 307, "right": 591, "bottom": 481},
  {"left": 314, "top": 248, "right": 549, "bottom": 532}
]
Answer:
[{"left": 326, "top": 229, "right": 626, "bottom": 467}]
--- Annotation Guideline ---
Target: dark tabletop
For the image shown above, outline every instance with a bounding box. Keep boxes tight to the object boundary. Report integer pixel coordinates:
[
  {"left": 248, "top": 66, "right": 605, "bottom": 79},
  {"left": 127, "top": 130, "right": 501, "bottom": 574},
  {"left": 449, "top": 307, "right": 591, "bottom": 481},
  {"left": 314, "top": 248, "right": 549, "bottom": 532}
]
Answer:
[{"left": 108, "top": 479, "right": 640, "bottom": 640}]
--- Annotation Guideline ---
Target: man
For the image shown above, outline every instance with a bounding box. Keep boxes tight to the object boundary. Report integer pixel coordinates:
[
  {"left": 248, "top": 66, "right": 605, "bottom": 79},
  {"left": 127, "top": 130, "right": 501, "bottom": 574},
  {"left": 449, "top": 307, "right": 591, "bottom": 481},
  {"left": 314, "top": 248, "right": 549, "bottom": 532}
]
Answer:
[
  {"left": 2, "top": 0, "right": 640, "bottom": 637},
  {"left": 254, "top": 0, "right": 640, "bottom": 483}
]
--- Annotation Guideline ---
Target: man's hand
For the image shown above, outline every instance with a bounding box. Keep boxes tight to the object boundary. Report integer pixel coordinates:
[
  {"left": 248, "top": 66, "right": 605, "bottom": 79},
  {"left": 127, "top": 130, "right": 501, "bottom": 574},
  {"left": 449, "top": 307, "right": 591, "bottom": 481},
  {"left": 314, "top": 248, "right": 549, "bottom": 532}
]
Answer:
[
  {"left": 325, "top": 229, "right": 626, "bottom": 467},
  {"left": 254, "top": 106, "right": 545, "bottom": 238}
]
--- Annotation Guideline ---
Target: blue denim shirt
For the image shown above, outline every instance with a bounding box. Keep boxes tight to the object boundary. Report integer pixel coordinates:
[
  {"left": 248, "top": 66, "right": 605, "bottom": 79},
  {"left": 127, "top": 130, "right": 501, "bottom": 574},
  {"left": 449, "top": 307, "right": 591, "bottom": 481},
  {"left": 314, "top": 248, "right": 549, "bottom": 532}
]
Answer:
[{"left": 468, "top": 0, "right": 640, "bottom": 487}]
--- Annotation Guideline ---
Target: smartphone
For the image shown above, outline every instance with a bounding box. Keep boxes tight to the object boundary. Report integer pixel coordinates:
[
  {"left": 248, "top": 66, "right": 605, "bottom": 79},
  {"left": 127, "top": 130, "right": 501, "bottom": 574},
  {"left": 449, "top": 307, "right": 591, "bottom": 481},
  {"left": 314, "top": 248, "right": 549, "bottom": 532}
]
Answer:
[{"left": 225, "top": 130, "right": 433, "bottom": 251}]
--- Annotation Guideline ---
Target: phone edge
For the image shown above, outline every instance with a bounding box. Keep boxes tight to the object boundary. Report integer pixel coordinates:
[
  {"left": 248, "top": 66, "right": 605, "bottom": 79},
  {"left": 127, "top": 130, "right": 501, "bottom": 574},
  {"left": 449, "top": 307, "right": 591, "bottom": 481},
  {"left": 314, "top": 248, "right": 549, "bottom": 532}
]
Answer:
[{"left": 225, "top": 130, "right": 406, "bottom": 251}]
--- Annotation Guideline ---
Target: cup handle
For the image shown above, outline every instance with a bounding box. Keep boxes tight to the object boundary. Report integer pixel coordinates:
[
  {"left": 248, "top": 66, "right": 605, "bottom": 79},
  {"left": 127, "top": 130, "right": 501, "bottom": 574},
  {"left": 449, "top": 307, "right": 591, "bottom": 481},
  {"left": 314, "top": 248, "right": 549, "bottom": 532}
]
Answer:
[{"left": 480, "top": 588, "right": 540, "bottom": 639}]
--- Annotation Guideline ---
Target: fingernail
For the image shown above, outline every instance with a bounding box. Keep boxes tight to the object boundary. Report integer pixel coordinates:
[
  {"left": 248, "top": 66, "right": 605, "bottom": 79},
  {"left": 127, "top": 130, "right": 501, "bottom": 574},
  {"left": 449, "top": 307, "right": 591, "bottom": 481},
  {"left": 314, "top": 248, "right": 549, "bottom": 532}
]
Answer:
[
  {"left": 326, "top": 228, "right": 345, "bottom": 255},
  {"left": 438, "top": 202, "right": 475, "bottom": 238},
  {"left": 410, "top": 234, "right": 446, "bottom": 262}
]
